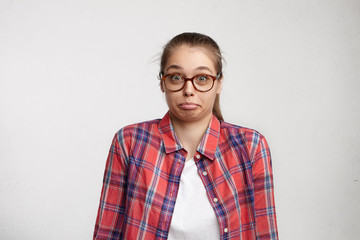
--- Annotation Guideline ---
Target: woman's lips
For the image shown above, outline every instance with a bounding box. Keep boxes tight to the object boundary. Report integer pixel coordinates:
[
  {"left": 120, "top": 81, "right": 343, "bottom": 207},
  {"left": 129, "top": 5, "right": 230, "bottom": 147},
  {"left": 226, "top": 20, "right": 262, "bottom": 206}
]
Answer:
[{"left": 178, "top": 103, "right": 199, "bottom": 110}]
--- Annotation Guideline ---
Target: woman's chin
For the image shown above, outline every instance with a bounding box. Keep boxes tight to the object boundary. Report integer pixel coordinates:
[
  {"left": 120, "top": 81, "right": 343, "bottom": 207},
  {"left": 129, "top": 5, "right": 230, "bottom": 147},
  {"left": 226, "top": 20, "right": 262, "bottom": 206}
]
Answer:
[{"left": 169, "top": 109, "right": 211, "bottom": 124}]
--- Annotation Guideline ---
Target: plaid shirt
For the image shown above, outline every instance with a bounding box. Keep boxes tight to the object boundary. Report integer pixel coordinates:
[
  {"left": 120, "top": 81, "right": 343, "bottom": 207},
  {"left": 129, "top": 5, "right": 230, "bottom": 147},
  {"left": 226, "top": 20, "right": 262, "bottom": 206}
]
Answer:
[{"left": 94, "top": 112, "right": 278, "bottom": 240}]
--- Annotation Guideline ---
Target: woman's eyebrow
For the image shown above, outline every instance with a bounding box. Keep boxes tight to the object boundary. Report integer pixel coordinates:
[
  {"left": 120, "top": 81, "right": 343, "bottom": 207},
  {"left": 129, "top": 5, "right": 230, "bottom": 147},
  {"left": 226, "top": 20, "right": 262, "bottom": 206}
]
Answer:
[
  {"left": 165, "top": 65, "right": 182, "bottom": 72},
  {"left": 195, "top": 66, "right": 212, "bottom": 72},
  {"left": 166, "top": 65, "right": 213, "bottom": 72}
]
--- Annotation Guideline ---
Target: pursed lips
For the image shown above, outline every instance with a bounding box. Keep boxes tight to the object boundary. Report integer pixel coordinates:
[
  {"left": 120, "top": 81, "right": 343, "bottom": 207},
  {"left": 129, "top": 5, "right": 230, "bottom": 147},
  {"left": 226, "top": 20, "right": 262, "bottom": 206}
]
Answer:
[{"left": 178, "top": 102, "right": 199, "bottom": 110}]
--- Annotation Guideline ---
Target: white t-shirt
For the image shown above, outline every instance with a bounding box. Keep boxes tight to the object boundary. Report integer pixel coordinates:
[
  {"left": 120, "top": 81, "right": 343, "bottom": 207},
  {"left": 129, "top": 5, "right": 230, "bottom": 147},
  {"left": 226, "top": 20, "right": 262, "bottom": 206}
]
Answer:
[{"left": 168, "top": 158, "right": 220, "bottom": 240}]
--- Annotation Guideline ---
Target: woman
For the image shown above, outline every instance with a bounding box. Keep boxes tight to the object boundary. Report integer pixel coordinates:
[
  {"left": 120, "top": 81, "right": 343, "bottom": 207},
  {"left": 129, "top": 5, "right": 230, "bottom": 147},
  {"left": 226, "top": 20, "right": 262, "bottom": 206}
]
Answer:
[{"left": 94, "top": 32, "right": 278, "bottom": 240}]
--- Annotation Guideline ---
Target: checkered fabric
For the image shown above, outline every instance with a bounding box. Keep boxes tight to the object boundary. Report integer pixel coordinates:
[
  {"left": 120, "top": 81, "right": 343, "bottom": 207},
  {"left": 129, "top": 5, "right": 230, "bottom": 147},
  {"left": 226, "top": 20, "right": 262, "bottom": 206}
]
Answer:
[{"left": 94, "top": 112, "right": 278, "bottom": 239}]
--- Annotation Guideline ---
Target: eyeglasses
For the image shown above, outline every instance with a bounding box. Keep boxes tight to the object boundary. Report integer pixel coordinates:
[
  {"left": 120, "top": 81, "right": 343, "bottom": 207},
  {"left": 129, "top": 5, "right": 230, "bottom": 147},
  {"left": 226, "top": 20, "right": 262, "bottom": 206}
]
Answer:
[{"left": 161, "top": 73, "right": 222, "bottom": 92}]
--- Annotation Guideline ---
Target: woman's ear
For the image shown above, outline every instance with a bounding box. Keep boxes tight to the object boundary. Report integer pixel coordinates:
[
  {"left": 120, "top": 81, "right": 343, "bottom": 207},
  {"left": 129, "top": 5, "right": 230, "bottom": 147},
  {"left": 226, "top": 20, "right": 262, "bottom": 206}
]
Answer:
[
  {"left": 160, "top": 81, "right": 165, "bottom": 92},
  {"left": 216, "top": 76, "right": 224, "bottom": 94},
  {"left": 159, "top": 73, "right": 166, "bottom": 92}
]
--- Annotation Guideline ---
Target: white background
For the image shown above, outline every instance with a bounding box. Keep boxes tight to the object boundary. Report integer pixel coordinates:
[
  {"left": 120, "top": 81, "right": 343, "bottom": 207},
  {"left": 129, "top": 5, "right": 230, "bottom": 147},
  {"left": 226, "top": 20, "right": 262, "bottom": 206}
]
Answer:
[{"left": 1, "top": 0, "right": 359, "bottom": 239}]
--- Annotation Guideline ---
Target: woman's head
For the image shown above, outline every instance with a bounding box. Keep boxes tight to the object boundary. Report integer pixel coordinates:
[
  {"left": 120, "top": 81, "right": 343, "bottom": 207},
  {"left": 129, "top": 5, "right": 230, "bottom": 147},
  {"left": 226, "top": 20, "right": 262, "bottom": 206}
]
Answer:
[{"left": 159, "top": 32, "right": 224, "bottom": 121}]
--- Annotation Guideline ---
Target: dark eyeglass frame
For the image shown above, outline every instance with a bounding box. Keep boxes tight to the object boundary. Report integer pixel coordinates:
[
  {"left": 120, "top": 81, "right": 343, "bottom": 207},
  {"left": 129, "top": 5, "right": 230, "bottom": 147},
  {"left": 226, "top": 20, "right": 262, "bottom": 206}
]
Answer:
[{"left": 161, "top": 72, "right": 222, "bottom": 92}]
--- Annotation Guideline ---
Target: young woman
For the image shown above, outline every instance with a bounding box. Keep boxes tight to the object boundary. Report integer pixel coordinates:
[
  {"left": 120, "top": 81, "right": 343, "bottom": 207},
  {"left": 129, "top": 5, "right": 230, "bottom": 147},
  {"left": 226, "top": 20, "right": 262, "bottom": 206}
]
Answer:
[{"left": 94, "top": 33, "right": 278, "bottom": 240}]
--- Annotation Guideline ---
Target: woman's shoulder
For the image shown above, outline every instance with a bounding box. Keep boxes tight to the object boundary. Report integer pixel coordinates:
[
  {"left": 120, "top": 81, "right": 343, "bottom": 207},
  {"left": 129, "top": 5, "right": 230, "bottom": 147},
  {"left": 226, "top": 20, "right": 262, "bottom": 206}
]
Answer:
[
  {"left": 115, "top": 118, "right": 162, "bottom": 137},
  {"left": 111, "top": 118, "right": 163, "bottom": 152},
  {"left": 219, "top": 121, "right": 270, "bottom": 161},
  {"left": 220, "top": 120, "right": 264, "bottom": 139}
]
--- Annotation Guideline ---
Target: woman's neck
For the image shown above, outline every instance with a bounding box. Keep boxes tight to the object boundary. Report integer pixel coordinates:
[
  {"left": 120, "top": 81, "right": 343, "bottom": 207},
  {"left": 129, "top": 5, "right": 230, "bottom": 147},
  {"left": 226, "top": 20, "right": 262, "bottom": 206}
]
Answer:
[{"left": 170, "top": 114, "right": 212, "bottom": 161}]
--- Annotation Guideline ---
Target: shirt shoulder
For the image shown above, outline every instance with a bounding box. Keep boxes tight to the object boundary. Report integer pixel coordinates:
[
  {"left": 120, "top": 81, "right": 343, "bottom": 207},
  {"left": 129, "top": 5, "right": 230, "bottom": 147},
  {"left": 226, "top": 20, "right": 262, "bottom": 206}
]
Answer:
[
  {"left": 115, "top": 118, "right": 162, "bottom": 140},
  {"left": 117, "top": 118, "right": 161, "bottom": 135},
  {"left": 220, "top": 121, "right": 264, "bottom": 139},
  {"left": 219, "top": 121, "right": 267, "bottom": 162},
  {"left": 113, "top": 118, "right": 162, "bottom": 155}
]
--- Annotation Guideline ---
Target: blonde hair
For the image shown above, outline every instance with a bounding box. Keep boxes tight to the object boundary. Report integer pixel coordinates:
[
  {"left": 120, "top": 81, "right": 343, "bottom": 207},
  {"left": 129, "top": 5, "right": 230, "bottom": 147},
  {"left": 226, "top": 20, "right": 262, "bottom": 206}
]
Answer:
[{"left": 159, "top": 32, "right": 224, "bottom": 121}]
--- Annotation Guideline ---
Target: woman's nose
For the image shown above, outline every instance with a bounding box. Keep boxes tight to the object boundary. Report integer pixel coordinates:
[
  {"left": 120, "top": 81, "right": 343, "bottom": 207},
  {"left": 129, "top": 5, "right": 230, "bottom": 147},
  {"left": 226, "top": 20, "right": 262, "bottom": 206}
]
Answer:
[{"left": 183, "top": 80, "right": 195, "bottom": 96}]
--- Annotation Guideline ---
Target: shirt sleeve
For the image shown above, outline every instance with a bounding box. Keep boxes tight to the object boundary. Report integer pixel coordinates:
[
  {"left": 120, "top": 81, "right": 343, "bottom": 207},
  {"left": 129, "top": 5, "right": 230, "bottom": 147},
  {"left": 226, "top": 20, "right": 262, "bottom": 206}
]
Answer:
[
  {"left": 252, "top": 135, "right": 278, "bottom": 239},
  {"left": 93, "top": 131, "right": 129, "bottom": 240}
]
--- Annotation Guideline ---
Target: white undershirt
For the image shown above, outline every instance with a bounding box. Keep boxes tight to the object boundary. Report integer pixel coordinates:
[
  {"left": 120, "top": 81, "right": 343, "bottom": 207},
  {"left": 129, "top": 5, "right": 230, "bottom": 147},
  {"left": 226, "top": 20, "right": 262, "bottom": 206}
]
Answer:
[{"left": 168, "top": 158, "right": 220, "bottom": 240}]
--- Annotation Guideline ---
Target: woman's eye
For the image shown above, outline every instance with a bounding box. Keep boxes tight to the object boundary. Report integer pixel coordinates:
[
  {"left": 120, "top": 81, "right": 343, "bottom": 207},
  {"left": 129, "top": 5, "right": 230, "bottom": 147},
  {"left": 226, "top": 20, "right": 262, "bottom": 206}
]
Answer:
[
  {"left": 171, "top": 75, "right": 182, "bottom": 81},
  {"left": 196, "top": 75, "right": 210, "bottom": 82}
]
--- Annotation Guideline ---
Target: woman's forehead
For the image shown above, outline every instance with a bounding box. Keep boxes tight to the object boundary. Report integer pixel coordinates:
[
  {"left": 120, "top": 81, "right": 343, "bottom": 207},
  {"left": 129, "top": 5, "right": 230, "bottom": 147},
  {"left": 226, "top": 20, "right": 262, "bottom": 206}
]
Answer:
[
  {"left": 165, "top": 64, "right": 213, "bottom": 73},
  {"left": 165, "top": 45, "right": 217, "bottom": 73}
]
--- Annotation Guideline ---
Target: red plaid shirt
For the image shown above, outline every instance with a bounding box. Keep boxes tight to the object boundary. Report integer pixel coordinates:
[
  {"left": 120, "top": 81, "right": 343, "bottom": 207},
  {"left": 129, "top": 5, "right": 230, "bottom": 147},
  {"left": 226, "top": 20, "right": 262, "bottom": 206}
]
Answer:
[{"left": 94, "top": 112, "right": 278, "bottom": 239}]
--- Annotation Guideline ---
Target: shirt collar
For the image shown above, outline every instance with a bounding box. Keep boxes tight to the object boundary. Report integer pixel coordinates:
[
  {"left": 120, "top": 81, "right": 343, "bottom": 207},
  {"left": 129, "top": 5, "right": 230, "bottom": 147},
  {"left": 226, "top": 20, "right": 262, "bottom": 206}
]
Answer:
[{"left": 158, "top": 112, "right": 220, "bottom": 161}]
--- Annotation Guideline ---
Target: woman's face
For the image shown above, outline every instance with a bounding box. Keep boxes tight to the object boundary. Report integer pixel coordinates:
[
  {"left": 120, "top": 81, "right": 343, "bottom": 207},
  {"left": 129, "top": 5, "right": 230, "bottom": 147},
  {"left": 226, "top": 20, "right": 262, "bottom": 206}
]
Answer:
[{"left": 162, "top": 45, "right": 223, "bottom": 124}]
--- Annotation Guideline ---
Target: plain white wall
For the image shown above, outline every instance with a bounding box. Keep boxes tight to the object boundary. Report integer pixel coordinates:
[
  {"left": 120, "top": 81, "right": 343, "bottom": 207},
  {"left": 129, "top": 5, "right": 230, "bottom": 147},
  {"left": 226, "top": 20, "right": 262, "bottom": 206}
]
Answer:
[{"left": 1, "top": 0, "right": 359, "bottom": 239}]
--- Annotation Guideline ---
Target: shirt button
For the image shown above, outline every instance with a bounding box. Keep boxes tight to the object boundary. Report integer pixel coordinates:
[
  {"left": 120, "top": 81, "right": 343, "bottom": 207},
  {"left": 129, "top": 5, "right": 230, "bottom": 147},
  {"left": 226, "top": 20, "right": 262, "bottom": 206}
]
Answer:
[
  {"left": 213, "top": 198, "right": 218, "bottom": 203},
  {"left": 196, "top": 154, "right": 201, "bottom": 159},
  {"left": 224, "top": 228, "right": 228, "bottom": 233},
  {"left": 202, "top": 171, "right": 207, "bottom": 176}
]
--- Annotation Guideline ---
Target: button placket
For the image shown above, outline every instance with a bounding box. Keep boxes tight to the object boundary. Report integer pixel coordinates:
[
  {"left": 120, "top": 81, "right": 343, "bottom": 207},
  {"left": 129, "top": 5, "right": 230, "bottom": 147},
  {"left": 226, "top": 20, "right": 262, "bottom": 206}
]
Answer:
[{"left": 174, "top": 158, "right": 184, "bottom": 197}]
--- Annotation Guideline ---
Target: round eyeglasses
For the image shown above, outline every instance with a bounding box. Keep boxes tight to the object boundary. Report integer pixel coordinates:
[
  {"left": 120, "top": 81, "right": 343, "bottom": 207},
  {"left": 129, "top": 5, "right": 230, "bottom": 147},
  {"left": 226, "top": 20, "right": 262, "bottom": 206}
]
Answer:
[{"left": 161, "top": 73, "right": 222, "bottom": 92}]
